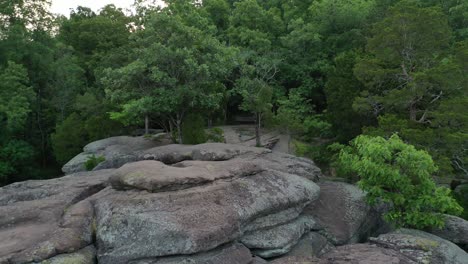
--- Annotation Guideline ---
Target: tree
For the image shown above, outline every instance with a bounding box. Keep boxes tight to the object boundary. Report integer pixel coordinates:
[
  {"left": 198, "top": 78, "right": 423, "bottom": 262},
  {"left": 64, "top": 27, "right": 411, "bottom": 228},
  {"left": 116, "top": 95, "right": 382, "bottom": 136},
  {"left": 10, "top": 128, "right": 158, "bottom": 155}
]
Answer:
[
  {"left": 51, "top": 113, "right": 87, "bottom": 164},
  {"left": 0, "top": 61, "right": 36, "bottom": 184},
  {"left": 338, "top": 134, "right": 463, "bottom": 229},
  {"left": 353, "top": 0, "right": 459, "bottom": 123},
  {"left": 0, "top": 61, "right": 35, "bottom": 130},
  {"left": 275, "top": 89, "right": 312, "bottom": 151},
  {"left": 104, "top": 6, "right": 235, "bottom": 143},
  {"left": 48, "top": 44, "right": 86, "bottom": 121},
  {"left": 325, "top": 52, "right": 370, "bottom": 142},
  {"left": 234, "top": 53, "right": 279, "bottom": 146}
]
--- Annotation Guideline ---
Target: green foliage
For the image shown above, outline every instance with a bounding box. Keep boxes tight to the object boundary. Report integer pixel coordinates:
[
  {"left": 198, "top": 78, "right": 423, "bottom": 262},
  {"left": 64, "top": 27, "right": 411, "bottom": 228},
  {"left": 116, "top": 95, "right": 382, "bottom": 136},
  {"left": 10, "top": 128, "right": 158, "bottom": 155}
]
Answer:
[
  {"left": 84, "top": 155, "right": 105, "bottom": 171},
  {"left": 206, "top": 127, "right": 225, "bottom": 143},
  {"left": 303, "top": 115, "right": 333, "bottom": 140},
  {"left": 325, "top": 52, "right": 369, "bottom": 142},
  {"left": 0, "top": 140, "right": 35, "bottom": 184},
  {"left": 1, "top": 0, "right": 466, "bottom": 186},
  {"left": 354, "top": 0, "right": 462, "bottom": 122},
  {"left": 454, "top": 184, "right": 468, "bottom": 220},
  {"left": 181, "top": 114, "right": 207, "bottom": 145},
  {"left": 51, "top": 113, "right": 87, "bottom": 165},
  {"left": 0, "top": 61, "right": 34, "bottom": 131},
  {"left": 338, "top": 134, "right": 463, "bottom": 229},
  {"left": 275, "top": 89, "right": 312, "bottom": 134}
]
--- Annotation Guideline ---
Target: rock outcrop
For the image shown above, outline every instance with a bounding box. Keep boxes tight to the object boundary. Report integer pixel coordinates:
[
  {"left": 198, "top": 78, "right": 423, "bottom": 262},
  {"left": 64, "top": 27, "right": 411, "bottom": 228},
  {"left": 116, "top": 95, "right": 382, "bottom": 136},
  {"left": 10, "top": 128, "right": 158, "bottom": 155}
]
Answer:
[
  {"left": 0, "top": 170, "right": 112, "bottom": 263},
  {"left": 95, "top": 164, "right": 319, "bottom": 264},
  {"left": 2, "top": 139, "right": 467, "bottom": 264},
  {"left": 62, "top": 136, "right": 161, "bottom": 174},
  {"left": 0, "top": 143, "right": 322, "bottom": 264}
]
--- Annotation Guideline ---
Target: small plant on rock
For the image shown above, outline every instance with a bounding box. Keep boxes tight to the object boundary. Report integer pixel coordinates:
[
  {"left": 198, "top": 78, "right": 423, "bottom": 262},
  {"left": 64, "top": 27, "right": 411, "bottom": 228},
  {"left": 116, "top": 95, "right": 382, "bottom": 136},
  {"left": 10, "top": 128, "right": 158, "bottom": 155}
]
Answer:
[
  {"left": 338, "top": 134, "right": 463, "bottom": 229},
  {"left": 84, "top": 155, "right": 105, "bottom": 171}
]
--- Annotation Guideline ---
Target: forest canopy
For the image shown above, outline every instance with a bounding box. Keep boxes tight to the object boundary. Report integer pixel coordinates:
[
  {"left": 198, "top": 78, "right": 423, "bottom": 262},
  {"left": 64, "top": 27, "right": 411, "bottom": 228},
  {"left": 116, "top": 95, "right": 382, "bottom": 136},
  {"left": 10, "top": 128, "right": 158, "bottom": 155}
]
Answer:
[{"left": 0, "top": 0, "right": 466, "bottom": 199}]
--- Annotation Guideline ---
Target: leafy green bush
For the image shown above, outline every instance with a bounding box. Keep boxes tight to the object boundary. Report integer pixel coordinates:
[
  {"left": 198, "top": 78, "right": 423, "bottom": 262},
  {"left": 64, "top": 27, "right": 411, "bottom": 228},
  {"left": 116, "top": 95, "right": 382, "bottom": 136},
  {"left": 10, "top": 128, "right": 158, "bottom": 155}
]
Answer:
[
  {"left": 51, "top": 113, "right": 88, "bottom": 165},
  {"left": 303, "top": 115, "right": 333, "bottom": 140},
  {"left": 338, "top": 134, "right": 463, "bottom": 229},
  {"left": 0, "top": 140, "right": 35, "bottom": 185},
  {"left": 206, "top": 127, "right": 225, "bottom": 143},
  {"left": 181, "top": 114, "right": 207, "bottom": 144},
  {"left": 84, "top": 155, "right": 105, "bottom": 171},
  {"left": 293, "top": 140, "right": 341, "bottom": 169}
]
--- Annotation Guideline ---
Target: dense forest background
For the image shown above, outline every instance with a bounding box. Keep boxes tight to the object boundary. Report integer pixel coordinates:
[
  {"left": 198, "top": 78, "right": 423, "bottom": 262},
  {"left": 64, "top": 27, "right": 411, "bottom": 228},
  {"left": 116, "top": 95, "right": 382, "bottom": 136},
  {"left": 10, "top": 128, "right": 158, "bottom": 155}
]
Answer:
[{"left": 0, "top": 0, "right": 466, "bottom": 199}]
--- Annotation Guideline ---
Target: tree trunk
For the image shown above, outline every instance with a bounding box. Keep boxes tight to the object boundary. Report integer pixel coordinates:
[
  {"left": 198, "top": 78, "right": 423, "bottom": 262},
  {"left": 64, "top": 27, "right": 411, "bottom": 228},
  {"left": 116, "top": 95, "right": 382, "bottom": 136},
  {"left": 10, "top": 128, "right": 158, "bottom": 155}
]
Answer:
[
  {"left": 208, "top": 117, "right": 213, "bottom": 128},
  {"left": 255, "top": 113, "right": 261, "bottom": 147},
  {"left": 169, "top": 121, "right": 176, "bottom": 143},
  {"left": 145, "top": 115, "right": 149, "bottom": 135},
  {"left": 177, "top": 114, "right": 183, "bottom": 144},
  {"left": 409, "top": 104, "right": 417, "bottom": 122}
]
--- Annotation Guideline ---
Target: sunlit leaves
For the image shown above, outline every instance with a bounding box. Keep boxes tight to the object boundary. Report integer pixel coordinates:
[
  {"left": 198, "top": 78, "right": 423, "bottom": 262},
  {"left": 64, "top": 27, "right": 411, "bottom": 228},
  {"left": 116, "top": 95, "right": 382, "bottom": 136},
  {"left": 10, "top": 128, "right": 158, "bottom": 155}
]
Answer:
[{"left": 339, "top": 134, "right": 463, "bottom": 228}]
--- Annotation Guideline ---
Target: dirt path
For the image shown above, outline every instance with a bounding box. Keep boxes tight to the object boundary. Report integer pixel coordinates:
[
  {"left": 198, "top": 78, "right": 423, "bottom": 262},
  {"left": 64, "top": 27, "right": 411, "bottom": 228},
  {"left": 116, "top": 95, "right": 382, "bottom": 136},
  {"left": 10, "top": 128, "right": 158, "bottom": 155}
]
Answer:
[
  {"left": 219, "top": 126, "right": 242, "bottom": 144},
  {"left": 272, "top": 134, "right": 291, "bottom": 154}
]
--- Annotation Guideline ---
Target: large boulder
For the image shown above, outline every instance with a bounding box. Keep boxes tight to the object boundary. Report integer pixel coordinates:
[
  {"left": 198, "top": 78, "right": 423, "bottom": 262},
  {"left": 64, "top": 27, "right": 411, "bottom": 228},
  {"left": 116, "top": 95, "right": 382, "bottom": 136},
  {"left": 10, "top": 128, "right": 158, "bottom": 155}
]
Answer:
[
  {"left": 0, "top": 170, "right": 112, "bottom": 263},
  {"left": 109, "top": 159, "right": 264, "bottom": 192},
  {"left": 370, "top": 228, "right": 468, "bottom": 264},
  {"left": 429, "top": 214, "right": 468, "bottom": 248},
  {"left": 240, "top": 215, "right": 319, "bottom": 258},
  {"left": 94, "top": 163, "right": 320, "bottom": 264},
  {"left": 62, "top": 136, "right": 161, "bottom": 174},
  {"left": 64, "top": 140, "right": 323, "bottom": 182},
  {"left": 1, "top": 142, "right": 328, "bottom": 263},
  {"left": 303, "top": 181, "right": 383, "bottom": 245}
]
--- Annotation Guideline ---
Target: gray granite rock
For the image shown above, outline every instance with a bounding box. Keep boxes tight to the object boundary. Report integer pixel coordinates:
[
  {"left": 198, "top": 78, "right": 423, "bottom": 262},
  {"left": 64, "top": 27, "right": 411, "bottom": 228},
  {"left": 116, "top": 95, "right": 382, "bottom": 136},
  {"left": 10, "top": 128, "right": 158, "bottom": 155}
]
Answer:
[
  {"left": 241, "top": 216, "right": 319, "bottom": 258},
  {"left": 303, "top": 181, "right": 383, "bottom": 245},
  {"left": 94, "top": 169, "right": 320, "bottom": 264},
  {"left": 429, "top": 214, "right": 468, "bottom": 247},
  {"left": 370, "top": 228, "right": 468, "bottom": 264}
]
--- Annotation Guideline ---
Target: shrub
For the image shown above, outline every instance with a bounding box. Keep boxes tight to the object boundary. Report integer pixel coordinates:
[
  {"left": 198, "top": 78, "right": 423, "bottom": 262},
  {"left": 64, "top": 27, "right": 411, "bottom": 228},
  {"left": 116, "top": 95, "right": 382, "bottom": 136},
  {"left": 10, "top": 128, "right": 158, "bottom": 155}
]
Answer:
[
  {"left": 51, "top": 113, "right": 87, "bottom": 165},
  {"left": 303, "top": 115, "right": 333, "bottom": 140},
  {"left": 84, "top": 155, "right": 105, "bottom": 171},
  {"left": 338, "top": 134, "right": 463, "bottom": 229},
  {"left": 206, "top": 127, "right": 225, "bottom": 143},
  {"left": 181, "top": 114, "right": 207, "bottom": 144}
]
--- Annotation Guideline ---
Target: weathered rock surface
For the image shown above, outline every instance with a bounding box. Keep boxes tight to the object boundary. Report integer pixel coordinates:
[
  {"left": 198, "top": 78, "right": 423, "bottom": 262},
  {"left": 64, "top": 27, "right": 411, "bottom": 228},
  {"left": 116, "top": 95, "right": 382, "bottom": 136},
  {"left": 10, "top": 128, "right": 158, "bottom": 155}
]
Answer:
[
  {"left": 320, "top": 243, "right": 414, "bottom": 264},
  {"left": 110, "top": 159, "right": 263, "bottom": 192},
  {"left": 370, "top": 228, "right": 468, "bottom": 264},
  {"left": 131, "top": 243, "right": 253, "bottom": 264},
  {"left": 65, "top": 140, "right": 323, "bottom": 182},
  {"left": 269, "top": 256, "right": 321, "bottom": 264},
  {"left": 428, "top": 214, "right": 468, "bottom": 248},
  {"left": 0, "top": 170, "right": 112, "bottom": 263},
  {"left": 241, "top": 215, "right": 319, "bottom": 258},
  {"left": 283, "top": 232, "right": 334, "bottom": 259},
  {"left": 5, "top": 139, "right": 466, "bottom": 264},
  {"left": 41, "top": 246, "right": 96, "bottom": 264},
  {"left": 63, "top": 136, "right": 160, "bottom": 174},
  {"left": 1, "top": 142, "right": 326, "bottom": 263},
  {"left": 94, "top": 169, "right": 320, "bottom": 264},
  {"left": 303, "top": 181, "right": 383, "bottom": 245}
]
